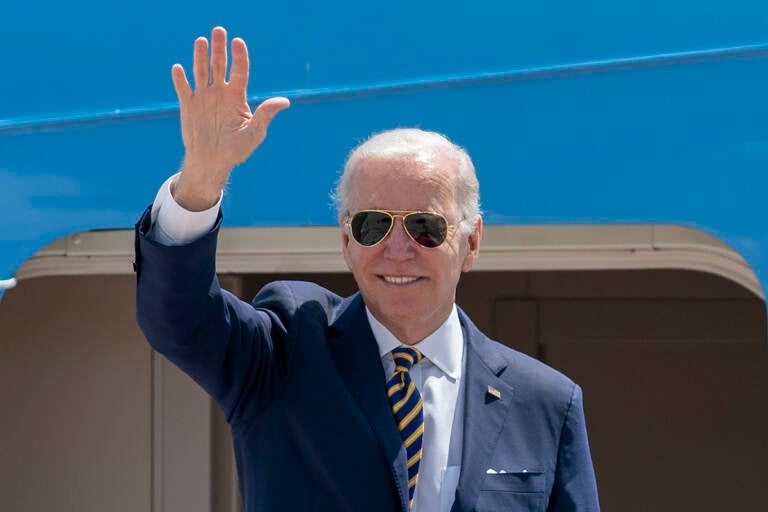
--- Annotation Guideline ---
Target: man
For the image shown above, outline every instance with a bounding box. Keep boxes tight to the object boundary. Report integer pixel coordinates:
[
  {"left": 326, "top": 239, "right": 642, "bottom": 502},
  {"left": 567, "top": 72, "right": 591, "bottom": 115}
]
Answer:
[{"left": 135, "top": 26, "right": 600, "bottom": 511}]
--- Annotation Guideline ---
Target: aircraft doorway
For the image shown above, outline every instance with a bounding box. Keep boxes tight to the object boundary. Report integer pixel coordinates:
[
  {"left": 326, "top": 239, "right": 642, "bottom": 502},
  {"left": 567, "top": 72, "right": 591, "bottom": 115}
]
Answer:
[{"left": 1, "top": 225, "right": 766, "bottom": 511}]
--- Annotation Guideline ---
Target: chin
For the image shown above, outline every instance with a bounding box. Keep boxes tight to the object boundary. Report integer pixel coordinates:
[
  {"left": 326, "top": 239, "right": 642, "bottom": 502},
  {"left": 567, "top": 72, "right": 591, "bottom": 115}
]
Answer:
[{"left": 376, "top": 302, "right": 422, "bottom": 323}]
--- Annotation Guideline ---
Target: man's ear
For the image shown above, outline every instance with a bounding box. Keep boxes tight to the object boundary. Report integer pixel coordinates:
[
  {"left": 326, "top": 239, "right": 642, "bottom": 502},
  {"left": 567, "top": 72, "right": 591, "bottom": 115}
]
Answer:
[
  {"left": 461, "top": 217, "right": 482, "bottom": 272},
  {"left": 340, "top": 224, "right": 353, "bottom": 271}
]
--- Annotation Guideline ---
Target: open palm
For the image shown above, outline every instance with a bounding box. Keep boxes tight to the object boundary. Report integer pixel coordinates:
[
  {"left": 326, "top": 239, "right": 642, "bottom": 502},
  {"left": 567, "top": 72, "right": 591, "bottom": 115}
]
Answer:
[{"left": 170, "top": 27, "right": 289, "bottom": 208}]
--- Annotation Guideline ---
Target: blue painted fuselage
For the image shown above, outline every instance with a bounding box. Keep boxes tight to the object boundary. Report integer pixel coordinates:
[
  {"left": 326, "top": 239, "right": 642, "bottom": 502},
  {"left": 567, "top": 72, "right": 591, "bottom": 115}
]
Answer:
[{"left": 2, "top": 0, "right": 767, "bottom": 300}]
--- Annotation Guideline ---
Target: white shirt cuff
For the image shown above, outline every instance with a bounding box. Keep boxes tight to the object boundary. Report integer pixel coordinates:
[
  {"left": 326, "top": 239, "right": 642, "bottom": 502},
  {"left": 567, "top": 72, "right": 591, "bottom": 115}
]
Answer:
[{"left": 149, "top": 173, "right": 222, "bottom": 245}]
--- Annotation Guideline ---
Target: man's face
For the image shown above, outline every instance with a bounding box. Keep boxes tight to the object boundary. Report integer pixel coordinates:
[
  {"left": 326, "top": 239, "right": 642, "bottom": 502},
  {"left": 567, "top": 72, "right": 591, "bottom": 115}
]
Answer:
[{"left": 340, "top": 154, "right": 482, "bottom": 344}]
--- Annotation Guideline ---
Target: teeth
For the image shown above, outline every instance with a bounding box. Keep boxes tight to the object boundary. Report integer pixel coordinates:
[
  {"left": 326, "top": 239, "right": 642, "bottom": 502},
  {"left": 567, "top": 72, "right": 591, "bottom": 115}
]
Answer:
[{"left": 383, "top": 276, "right": 419, "bottom": 284}]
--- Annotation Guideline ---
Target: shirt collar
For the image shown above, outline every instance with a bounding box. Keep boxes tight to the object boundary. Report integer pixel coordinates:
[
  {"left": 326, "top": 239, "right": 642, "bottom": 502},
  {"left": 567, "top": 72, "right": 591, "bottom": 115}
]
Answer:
[{"left": 366, "top": 305, "right": 463, "bottom": 380}]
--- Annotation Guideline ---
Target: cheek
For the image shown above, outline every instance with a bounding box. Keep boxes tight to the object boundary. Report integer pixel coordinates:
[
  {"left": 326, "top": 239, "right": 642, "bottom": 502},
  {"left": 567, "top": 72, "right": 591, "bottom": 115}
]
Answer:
[{"left": 343, "top": 244, "right": 374, "bottom": 275}]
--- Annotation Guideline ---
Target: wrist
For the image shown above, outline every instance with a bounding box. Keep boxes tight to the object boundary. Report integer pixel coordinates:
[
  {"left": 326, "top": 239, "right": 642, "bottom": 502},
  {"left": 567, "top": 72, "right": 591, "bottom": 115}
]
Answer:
[{"left": 172, "top": 160, "right": 229, "bottom": 211}]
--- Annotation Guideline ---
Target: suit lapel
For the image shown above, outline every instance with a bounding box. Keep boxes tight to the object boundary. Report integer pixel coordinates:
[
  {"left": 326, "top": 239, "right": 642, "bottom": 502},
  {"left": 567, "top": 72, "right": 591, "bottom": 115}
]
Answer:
[
  {"left": 327, "top": 294, "right": 410, "bottom": 512},
  {"left": 451, "top": 311, "right": 516, "bottom": 512}
]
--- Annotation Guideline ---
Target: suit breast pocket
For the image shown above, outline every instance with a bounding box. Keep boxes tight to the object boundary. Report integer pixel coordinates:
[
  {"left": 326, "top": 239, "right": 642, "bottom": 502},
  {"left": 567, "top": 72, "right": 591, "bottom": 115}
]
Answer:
[{"left": 475, "top": 472, "right": 546, "bottom": 512}]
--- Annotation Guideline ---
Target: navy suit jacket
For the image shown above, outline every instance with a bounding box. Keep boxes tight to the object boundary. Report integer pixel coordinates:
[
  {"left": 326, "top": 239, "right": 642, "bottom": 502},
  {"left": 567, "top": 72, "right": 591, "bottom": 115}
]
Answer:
[{"left": 135, "top": 208, "right": 599, "bottom": 511}]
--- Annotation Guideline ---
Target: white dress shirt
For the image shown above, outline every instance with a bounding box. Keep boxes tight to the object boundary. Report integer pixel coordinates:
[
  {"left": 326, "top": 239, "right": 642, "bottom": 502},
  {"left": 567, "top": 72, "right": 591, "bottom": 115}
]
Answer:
[
  {"left": 149, "top": 175, "right": 466, "bottom": 511},
  {"left": 367, "top": 308, "right": 465, "bottom": 512},
  {"left": 148, "top": 174, "right": 221, "bottom": 245}
]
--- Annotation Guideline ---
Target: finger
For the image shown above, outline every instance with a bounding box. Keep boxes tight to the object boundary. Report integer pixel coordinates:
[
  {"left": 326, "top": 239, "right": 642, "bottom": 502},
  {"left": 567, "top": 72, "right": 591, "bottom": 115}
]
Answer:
[
  {"left": 210, "top": 26, "right": 228, "bottom": 85},
  {"left": 229, "top": 37, "right": 249, "bottom": 92},
  {"left": 250, "top": 97, "right": 291, "bottom": 133},
  {"left": 257, "top": 97, "right": 291, "bottom": 120},
  {"left": 192, "top": 36, "right": 209, "bottom": 90},
  {"left": 171, "top": 64, "right": 193, "bottom": 103}
]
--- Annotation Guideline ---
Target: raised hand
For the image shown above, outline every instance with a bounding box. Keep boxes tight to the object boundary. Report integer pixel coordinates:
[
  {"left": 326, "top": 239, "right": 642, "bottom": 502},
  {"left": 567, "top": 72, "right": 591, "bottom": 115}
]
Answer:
[{"left": 171, "top": 26, "right": 290, "bottom": 210}]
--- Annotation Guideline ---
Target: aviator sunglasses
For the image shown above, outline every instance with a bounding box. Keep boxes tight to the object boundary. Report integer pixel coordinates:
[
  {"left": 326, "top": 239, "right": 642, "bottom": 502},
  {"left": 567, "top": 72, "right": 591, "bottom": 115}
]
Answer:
[{"left": 345, "top": 210, "right": 456, "bottom": 248}]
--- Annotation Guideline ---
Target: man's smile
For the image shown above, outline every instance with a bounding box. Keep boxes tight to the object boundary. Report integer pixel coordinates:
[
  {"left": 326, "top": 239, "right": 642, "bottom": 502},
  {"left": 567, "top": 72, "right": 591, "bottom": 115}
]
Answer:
[{"left": 381, "top": 275, "right": 421, "bottom": 284}]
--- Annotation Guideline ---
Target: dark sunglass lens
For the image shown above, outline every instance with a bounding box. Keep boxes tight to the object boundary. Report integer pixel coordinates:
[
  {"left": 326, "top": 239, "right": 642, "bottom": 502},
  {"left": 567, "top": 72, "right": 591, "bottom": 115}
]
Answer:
[
  {"left": 351, "top": 211, "right": 393, "bottom": 246},
  {"left": 405, "top": 213, "right": 447, "bottom": 248}
]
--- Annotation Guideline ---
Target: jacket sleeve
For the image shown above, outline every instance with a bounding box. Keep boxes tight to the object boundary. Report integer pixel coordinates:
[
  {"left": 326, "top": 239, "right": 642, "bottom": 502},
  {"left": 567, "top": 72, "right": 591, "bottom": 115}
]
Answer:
[
  {"left": 547, "top": 384, "right": 601, "bottom": 511},
  {"left": 134, "top": 206, "right": 293, "bottom": 424}
]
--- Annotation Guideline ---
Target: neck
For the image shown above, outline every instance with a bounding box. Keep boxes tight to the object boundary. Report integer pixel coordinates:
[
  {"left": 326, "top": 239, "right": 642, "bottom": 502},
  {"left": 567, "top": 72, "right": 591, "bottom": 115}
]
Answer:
[{"left": 368, "top": 307, "right": 454, "bottom": 346}]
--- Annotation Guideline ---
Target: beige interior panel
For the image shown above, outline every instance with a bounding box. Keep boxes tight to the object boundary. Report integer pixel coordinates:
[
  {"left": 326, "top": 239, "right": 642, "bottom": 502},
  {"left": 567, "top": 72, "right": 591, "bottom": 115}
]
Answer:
[
  {"left": 539, "top": 299, "right": 766, "bottom": 344},
  {"left": 527, "top": 268, "right": 759, "bottom": 299},
  {"left": 0, "top": 276, "right": 151, "bottom": 511},
  {"left": 154, "top": 354, "right": 212, "bottom": 512},
  {"left": 489, "top": 271, "right": 767, "bottom": 512},
  {"left": 491, "top": 299, "right": 540, "bottom": 358},
  {"left": 456, "top": 271, "right": 529, "bottom": 334},
  {"left": 1, "top": 266, "right": 766, "bottom": 512},
  {"left": 547, "top": 341, "right": 768, "bottom": 512}
]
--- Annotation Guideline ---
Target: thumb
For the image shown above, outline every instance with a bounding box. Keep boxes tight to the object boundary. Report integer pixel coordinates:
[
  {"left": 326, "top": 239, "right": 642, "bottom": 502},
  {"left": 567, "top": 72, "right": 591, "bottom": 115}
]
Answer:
[{"left": 255, "top": 96, "right": 291, "bottom": 123}]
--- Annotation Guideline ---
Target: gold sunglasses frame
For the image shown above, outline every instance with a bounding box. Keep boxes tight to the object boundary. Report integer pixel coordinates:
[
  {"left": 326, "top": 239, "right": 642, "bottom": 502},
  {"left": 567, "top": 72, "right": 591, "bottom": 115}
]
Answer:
[{"left": 344, "top": 209, "right": 457, "bottom": 249}]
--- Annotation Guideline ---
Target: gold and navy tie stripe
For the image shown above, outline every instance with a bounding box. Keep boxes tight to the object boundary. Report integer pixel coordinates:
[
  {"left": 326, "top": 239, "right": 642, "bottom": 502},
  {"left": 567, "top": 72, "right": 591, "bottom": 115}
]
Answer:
[{"left": 386, "top": 347, "right": 424, "bottom": 509}]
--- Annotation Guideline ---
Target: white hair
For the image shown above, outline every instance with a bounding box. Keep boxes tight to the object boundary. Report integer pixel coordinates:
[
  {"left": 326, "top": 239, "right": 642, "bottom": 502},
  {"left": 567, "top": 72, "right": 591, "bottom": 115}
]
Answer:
[{"left": 332, "top": 128, "right": 481, "bottom": 234}]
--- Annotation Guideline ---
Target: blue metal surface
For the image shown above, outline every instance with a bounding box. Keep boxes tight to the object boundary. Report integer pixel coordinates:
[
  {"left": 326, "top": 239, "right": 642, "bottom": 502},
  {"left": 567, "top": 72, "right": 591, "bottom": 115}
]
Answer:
[{"left": 2, "top": 0, "right": 767, "bottom": 299}]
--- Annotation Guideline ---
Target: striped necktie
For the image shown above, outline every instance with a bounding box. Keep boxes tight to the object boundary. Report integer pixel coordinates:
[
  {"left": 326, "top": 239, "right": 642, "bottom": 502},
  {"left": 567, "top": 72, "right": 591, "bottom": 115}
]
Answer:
[{"left": 386, "top": 347, "right": 424, "bottom": 510}]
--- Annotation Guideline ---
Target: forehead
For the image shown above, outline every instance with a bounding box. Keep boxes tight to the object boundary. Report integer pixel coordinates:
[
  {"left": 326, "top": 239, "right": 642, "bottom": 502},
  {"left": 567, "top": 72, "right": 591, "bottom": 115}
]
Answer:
[{"left": 348, "top": 154, "right": 460, "bottom": 212}]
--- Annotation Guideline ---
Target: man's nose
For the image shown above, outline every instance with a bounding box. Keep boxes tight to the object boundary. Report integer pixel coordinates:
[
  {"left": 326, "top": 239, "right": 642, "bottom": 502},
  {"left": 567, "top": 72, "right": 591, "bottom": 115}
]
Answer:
[{"left": 383, "top": 218, "right": 416, "bottom": 259}]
